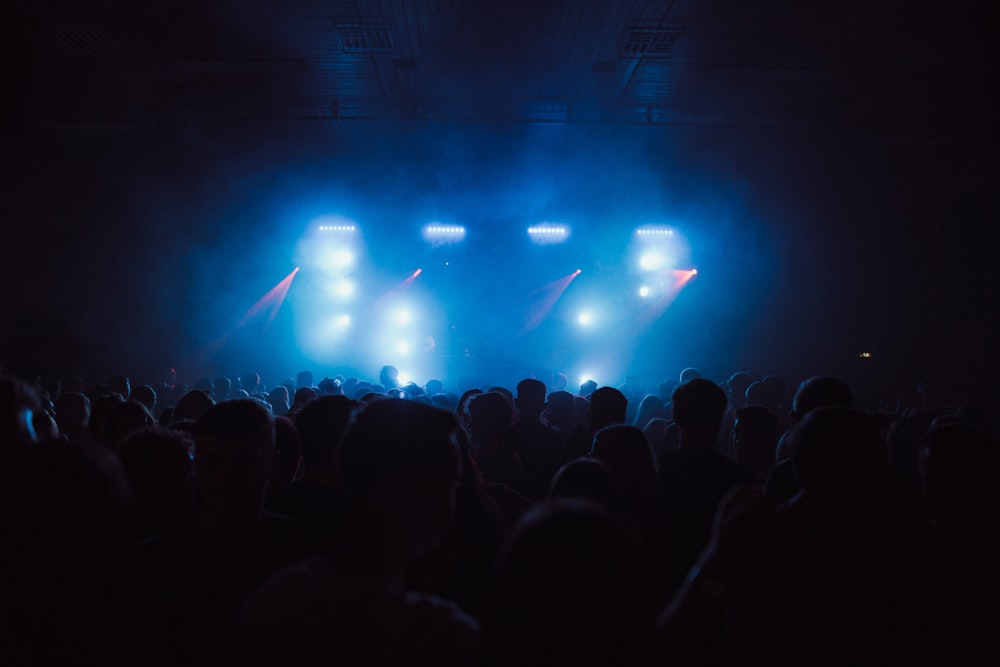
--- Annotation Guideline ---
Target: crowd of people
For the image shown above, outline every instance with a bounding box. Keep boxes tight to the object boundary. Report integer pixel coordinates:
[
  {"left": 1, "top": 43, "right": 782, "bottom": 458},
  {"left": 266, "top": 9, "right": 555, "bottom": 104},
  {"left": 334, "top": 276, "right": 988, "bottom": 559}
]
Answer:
[{"left": 0, "top": 362, "right": 997, "bottom": 665}]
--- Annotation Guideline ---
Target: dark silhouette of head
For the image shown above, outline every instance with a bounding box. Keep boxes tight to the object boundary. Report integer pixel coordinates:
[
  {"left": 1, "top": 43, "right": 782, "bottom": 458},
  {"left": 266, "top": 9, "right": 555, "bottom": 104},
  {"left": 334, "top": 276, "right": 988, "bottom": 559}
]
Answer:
[
  {"left": 579, "top": 379, "right": 598, "bottom": 397},
  {"left": 295, "top": 394, "right": 356, "bottom": 479},
  {"left": 378, "top": 365, "right": 399, "bottom": 390},
  {"left": 131, "top": 384, "right": 157, "bottom": 414},
  {"left": 172, "top": 389, "right": 216, "bottom": 425},
  {"left": 0, "top": 375, "right": 42, "bottom": 448},
  {"left": 482, "top": 500, "right": 660, "bottom": 666},
  {"left": 789, "top": 406, "right": 887, "bottom": 519},
  {"left": 296, "top": 370, "right": 314, "bottom": 390},
  {"left": 516, "top": 378, "right": 547, "bottom": 421},
  {"left": 338, "top": 399, "right": 462, "bottom": 559},
  {"left": 194, "top": 400, "right": 276, "bottom": 523},
  {"left": 213, "top": 375, "right": 231, "bottom": 400},
  {"left": 679, "top": 367, "right": 703, "bottom": 383},
  {"left": 791, "top": 377, "right": 854, "bottom": 423},
  {"left": 543, "top": 390, "right": 576, "bottom": 433},
  {"left": 467, "top": 391, "right": 513, "bottom": 444},
  {"left": 108, "top": 375, "right": 131, "bottom": 400},
  {"left": 548, "top": 457, "right": 620, "bottom": 510},
  {"left": 671, "top": 378, "right": 728, "bottom": 448},
  {"left": 733, "top": 405, "right": 778, "bottom": 474},
  {"left": 588, "top": 386, "right": 628, "bottom": 433}
]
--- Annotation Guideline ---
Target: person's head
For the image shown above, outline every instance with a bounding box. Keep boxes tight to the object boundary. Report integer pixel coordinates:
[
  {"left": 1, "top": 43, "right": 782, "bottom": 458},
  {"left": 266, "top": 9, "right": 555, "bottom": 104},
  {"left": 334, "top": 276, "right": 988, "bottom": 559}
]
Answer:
[
  {"left": 482, "top": 500, "right": 660, "bottom": 666},
  {"left": 633, "top": 394, "right": 664, "bottom": 429},
  {"left": 590, "top": 424, "right": 658, "bottom": 512},
  {"left": 296, "top": 370, "right": 314, "bottom": 390},
  {"left": 790, "top": 406, "right": 887, "bottom": 518},
  {"left": 791, "top": 377, "right": 854, "bottom": 424},
  {"left": 579, "top": 379, "right": 598, "bottom": 397},
  {"left": 921, "top": 420, "right": 998, "bottom": 530},
  {"left": 679, "top": 367, "right": 703, "bottom": 383},
  {"left": 543, "top": 390, "right": 576, "bottom": 432},
  {"left": 425, "top": 379, "right": 444, "bottom": 396},
  {"left": 516, "top": 378, "right": 547, "bottom": 420},
  {"left": 55, "top": 391, "right": 90, "bottom": 444},
  {"left": 290, "top": 387, "right": 318, "bottom": 412},
  {"left": 589, "top": 386, "right": 628, "bottom": 432},
  {"left": 467, "top": 391, "right": 513, "bottom": 444},
  {"left": 1, "top": 375, "right": 42, "bottom": 448},
  {"left": 213, "top": 375, "right": 231, "bottom": 400},
  {"left": 294, "top": 394, "right": 356, "bottom": 477},
  {"left": 272, "top": 416, "right": 301, "bottom": 489},
  {"left": 194, "top": 400, "right": 276, "bottom": 521},
  {"left": 726, "top": 372, "right": 754, "bottom": 406},
  {"left": 131, "top": 384, "right": 157, "bottom": 415},
  {"left": 671, "top": 378, "right": 728, "bottom": 446},
  {"left": 548, "top": 457, "right": 620, "bottom": 510},
  {"left": 733, "top": 405, "right": 778, "bottom": 473},
  {"left": 104, "top": 399, "right": 155, "bottom": 450},
  {"left": 108, "top": 376, "right": 131, "bottom": 401},
  {"left": 378, "top": 365, "right": 399, "bottom": 390},
  {"left": 118, "top": 427, "right": 194, "bottom": 528},
  {"left": 241, "top": 371, "right": 261, "bottom": 394},
  {"left": 338, "top": 399, "right": 462, "bottom": 558},
  {"left": 172, "top": 389, "right": 216, "bottom": 425},
  {"left": 267, "top": 386, "right": 290, "bottom": 415}
]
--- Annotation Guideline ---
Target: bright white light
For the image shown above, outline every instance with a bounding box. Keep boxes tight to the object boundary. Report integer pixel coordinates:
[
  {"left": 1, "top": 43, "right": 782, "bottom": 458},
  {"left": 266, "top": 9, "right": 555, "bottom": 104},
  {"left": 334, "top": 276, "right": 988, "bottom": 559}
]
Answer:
[
  {"left": 329, "top": 249, "right": 354, "bottom": 269},
  {"left": 337, "top": 314, "right": 351, "bottom": 328},
  {"left": 422, "top": 223, "right": 466, "bottom": 245},
  {"left": 318, "top": 224, "right": 357, "bottom": 232},
  {"left": 397, "top": 309, "right": 412, "bottom": 324},
  {"left": 638, "top": 285, "right": 651, "bottom": 298},
  {"left": 579, "top": 373, "right": 593, "bottom": 386},
  {"left": 335, "top": 280, "right": 355, "bottom": 298},
  {"left": 635, "top": 225, "right": 674, "bottom": 237},
  {"left": 397, "top": 371, "right": 411, "bottom": 386},
  {"left": 527, "top": 224, "right": 570, "bottom": 244},
  {"left": 397, "top": 341, "right": 410, "bottom": 355},
  {"left": 639, "top": 252, "right": 664, "bottom": 271},
  {"left": 578, "top": 311, "right": 592, "bottom": 326}
]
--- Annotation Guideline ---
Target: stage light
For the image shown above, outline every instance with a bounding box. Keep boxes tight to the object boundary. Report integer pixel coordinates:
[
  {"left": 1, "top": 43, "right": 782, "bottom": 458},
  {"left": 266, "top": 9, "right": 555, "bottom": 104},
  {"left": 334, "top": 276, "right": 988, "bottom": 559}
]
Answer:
[
  {"left": 335, "top": 279, "right": 355, "bottom": 298},
  {"left": 639, "top": 252, "right": 665, "bottom": 271},
  {"left": 638, "top": 285, "right": 651, "bottom": 298},
  {"left": 326, "top": 249, "right": 354, "bottom": 270},
  {"left": 318, "top": 224, "right": 357, "bottom": 232},
  {"left": 579, "top": 373, "right": 593, "bottom": 386},
  {"left": 397, "top": 341, "right": 410, "bottom": 355},
  {"left": 635, "top": 225, "right": 674, "bottom": 237},
  {"left": 577, "top": 311, "right": 593, "bottom": 326},
  {"left": 422, "top": 224, "right": 466, "bottom": 245},
  {"left": 336, "top": 314, "right": 351, "bottom": 328},
  {"left": 527, "top": 224, "right": 570, "bottom": 244}
]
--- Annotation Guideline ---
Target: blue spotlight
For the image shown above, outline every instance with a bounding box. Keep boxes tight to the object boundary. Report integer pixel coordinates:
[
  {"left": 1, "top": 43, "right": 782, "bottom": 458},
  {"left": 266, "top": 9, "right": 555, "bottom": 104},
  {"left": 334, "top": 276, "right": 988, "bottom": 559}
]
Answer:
[
  {"left": 638, "top": 285, "right": 652, "bottom": 298},
  {"left": 635, "top": 225, "right": 674, "bottom": 237},
  {"left": 336, "top": 314, "right": 351, "bottom": 328},
  {"left": 335, "top": 279, "right": 355, "bottom": 298},
  {"left": 577, "top": 310, "right": 593, "bottom": 326},
  {"left": 397, "top": 308, "right": 412, "bottom": 325},
  {"left": 318, "top": 224, "right": 357, "bottom": 232},
  {"left": 639, "top": 252, "right": 666, "bottom": 271},
  {"left": 527, "top": 223, "right": 570, "bottom": 245},
  {"left": 397, "top": 341, "right": 411, "bottom": 355},
  {"left": 422, "top": 223, "right": 466, "bottom": 245}
]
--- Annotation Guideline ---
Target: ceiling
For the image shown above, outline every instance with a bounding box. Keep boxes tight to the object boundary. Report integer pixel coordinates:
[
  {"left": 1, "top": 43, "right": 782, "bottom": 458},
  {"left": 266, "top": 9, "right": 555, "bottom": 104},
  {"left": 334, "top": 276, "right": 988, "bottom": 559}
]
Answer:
[{"left": 12, "top": 0, "right": 995, "bottom": 151}]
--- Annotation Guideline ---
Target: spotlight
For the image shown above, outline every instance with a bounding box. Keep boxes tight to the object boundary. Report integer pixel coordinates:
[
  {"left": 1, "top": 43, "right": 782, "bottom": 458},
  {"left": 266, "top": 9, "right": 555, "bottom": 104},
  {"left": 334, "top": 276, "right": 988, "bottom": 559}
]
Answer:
[
  {"left": 635, "top": 225, "right": 674, "bottom": 237},
  {"left": 336, "top": 314, "right": 351, "bottom": 328},
  {"left": 527, "top": 224, "right": 570, "bottom": 244},
  {"left": 577, "top": 311, "right": 592, "bottom": 326},
  {"left": 335, "top": 280, "right": 355, "bottom": 298},
  {"left": 578, "top": 373, "right": 593, "bottom": 386},
  {"left": 422, "top": 224, "right": 466, "bottom": 244},
  {"left": 318, "top": 224, "right": 357, "bottom": 232},
  {"left": 397, "top": 309, "right": 412, "bottom": 324},
  {"left": 639, "top": 252, "right": 665, "bottom": 271},
  {"left": 328, "top": 249, "right": 354, "bottom": 269},
  {"left": 638, "top": 285, "right": 651, "bottom": 298},
  {"left": 397, "top": 341, "right": 410, "bottom": 355}
]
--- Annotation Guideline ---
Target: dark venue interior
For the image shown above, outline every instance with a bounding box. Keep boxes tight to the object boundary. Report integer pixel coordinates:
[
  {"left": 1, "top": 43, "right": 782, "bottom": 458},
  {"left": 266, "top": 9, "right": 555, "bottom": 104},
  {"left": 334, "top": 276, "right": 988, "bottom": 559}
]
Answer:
[{"left": 2, "top": 1, "right": 998, "bottom": 666}]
